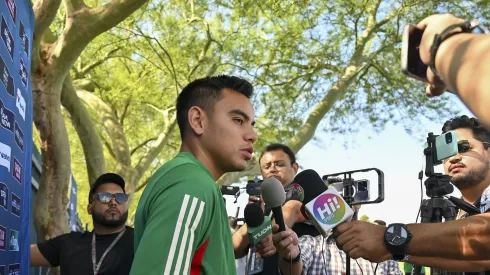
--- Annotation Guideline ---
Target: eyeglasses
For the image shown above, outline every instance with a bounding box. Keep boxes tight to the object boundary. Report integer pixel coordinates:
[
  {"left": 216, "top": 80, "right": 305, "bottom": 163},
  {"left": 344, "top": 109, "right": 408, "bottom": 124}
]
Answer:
[
  {"left": 261, "top": 161, "right": 291, "bottom": 171},
  {"left": 96, "top": 192, "right": 128, "bottom": 204}
]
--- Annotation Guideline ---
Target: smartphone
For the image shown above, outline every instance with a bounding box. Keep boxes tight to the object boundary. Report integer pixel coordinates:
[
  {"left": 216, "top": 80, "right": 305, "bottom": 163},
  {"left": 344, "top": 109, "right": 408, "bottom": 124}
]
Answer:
[
  {"left": 401, "top": 24, "right": 427, "bottom": 82},
  {"left": 435, "top": 130, "right": 458, "bottom": 161},
  {"left": 354, "top": 179, "right": 370, "bottom": 202}
]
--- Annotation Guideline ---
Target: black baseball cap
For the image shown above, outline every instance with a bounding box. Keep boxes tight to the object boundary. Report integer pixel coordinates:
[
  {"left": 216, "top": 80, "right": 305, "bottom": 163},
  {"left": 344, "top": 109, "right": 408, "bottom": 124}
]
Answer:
[{"left": 89, "top": 173, "right": 126, "bottom": 202}]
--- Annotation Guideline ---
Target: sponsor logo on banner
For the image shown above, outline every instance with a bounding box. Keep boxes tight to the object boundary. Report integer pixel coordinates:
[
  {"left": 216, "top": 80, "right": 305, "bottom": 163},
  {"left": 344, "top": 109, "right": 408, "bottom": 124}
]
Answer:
[
  {"left": 14, "top": 122, "right": 23, "bottom": 151},
  {"left": 5, "top": 0, "right": 16, "bottom": 23},
  {"left": 8, "top": 229, "right": 18, "bottom": 251},
  {"left": 0, "top": 56, "right": 14, "bottom": 96},
  {"left": 313, "top": 193, "right": 346, "bottom": 225},
  {"left": 8, "top": 263, "right": 19, "bottom": 275},
  {"left": 1, "top": 16, "right": 14, "bottom": 59},
  {"left": 15, "top": 89, "right": 25, "bottom": 121},
  {"left": 19, "top": 21, "right": 28, "bottom": 55},
  {"left": 12, "top": 157, "right": 21, "bottom": 184},
  {"left": 0, "top": 225, "right": 6, "bottom": 250},
  {"left": 0, "top": 99, "right": 13, "bottom": 132},
  {"left": 0, "top": 142, "right": 10, "bottom": 171},
  {"left": 0, "top": 182, "right": 8, "bottom": 210},
  {"left": 19, "top": 59, "right": 27, "bottom": 88},
  {"left": 11, "top": 192, "right": 20, "bottom": 217}
]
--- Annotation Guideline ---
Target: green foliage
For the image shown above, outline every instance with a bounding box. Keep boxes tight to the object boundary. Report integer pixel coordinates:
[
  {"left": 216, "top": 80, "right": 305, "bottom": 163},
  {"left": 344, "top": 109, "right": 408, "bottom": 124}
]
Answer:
[
  {"left": 61, "top": 0, "right": 490, "bottom": 226},
  {"left": 359, "top": 214, "right": 370, "bottom": 222}
]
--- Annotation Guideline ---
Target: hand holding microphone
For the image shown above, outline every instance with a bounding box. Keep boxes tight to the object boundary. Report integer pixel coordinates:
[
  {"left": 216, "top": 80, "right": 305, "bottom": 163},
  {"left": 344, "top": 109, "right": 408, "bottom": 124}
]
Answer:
[{"left": 261, "top": 178, "right": 287, "bottom": 232}]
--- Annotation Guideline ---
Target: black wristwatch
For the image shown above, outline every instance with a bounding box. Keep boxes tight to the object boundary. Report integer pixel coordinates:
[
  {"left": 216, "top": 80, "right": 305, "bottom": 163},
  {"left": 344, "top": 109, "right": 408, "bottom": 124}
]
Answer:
[{"left": 384, "top": 223, "right": 412, "bottom": 261}]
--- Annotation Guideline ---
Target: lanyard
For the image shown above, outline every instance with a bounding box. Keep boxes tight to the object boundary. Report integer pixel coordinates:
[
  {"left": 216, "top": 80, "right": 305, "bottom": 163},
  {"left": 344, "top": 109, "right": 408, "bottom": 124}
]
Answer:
[{"left": 91, "top": 228, "right": 126, "bottom": 275}]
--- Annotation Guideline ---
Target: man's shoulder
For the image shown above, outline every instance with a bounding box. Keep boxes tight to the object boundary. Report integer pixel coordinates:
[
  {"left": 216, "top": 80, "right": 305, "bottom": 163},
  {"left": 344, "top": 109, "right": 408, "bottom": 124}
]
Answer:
[{"left": 480, "top": 184, "right": 490, "bottom": 213}]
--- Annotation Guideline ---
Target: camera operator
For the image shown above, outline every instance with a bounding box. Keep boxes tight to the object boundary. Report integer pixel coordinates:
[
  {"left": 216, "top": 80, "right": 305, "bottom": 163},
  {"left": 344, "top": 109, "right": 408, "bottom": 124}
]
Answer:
[
  {"left": 334, "top": 115, "right": 490, "bottom": 270},
  {"left": 273, "top": 200, "right": 402, "bottom": 275},
  {"left": 418, "top": 14, "right": 490, "bottom": 128}
]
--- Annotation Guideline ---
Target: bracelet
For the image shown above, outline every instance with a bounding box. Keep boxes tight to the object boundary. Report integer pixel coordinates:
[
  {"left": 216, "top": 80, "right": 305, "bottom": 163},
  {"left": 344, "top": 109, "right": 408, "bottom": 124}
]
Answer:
[
  {"left": 429, "top": 21, "right": 475, "bottom": 79},
  {"left": 282, "top": 247, "right": 301, "bottom": 263}
]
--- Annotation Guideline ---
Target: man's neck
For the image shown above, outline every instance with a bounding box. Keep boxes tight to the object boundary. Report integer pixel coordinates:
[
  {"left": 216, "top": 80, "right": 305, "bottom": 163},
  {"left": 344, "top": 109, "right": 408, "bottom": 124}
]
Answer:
[
  {"left": 93, "top": 223, "right": 126, "bottom": 235},
  {"left": 460, "top": 178, "right": 490, "bottom": 204},
  {"left": 180, "top": 143, "right": 223, "bottom": 181}
]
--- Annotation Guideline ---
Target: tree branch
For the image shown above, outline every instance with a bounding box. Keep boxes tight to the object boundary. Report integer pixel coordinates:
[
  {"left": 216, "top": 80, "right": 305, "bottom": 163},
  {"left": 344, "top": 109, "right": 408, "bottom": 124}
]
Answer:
[
  {"left": 64, "top": 0, "right": 87, "bottom": 16},
  {"left": 102, "top": 137, "right": 116, "bottom": 159},
  {"left": 119, "top": 98, "right": 131, "bottom": 127},
  {"left": 130, "top": 137, "right": 158, "bottom": 156},
  {"left": 61, "top": 76, "right": 106, "bottom": 185},
  {"left": 76, "top": 47, "right": 122, "bottom": 78},
  {"left": 32, "top": 0, "right": 63, "bottom": 70}
]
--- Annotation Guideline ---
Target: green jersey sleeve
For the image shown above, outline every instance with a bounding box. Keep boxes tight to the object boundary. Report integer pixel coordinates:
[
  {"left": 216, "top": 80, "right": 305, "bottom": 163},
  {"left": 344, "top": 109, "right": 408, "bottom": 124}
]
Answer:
[{"left": 130, "top": 163, "right": 215, "bottom": 275}]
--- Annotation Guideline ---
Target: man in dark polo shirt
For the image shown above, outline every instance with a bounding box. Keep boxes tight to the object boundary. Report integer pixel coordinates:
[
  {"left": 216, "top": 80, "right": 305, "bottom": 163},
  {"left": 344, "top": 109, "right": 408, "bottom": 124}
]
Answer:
[{"left": 30, "top": 173, "right": 134, "bottom": 275}]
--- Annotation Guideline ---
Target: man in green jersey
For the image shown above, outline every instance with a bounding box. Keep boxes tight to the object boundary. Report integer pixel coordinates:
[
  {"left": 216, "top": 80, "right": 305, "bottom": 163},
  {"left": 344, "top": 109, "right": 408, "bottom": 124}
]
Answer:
[{"left": 130, "top": 75, "right": 275, "bottom": 275}]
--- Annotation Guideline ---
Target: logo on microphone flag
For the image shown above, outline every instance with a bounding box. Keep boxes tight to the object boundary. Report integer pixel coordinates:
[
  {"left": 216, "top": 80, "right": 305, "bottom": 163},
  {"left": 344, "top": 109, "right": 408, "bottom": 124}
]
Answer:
[{"left": 312, "top": 193, "right": 346, "bottom": 225}]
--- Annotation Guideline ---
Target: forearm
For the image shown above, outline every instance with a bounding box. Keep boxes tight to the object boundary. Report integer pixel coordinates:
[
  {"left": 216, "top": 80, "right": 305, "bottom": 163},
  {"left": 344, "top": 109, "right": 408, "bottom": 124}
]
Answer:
[
  {"left": 408, "top": 256, "right": 490, "bottom": 272},
  {"left": 406, "top": 213, "right": 490, "bottom": 259},
  {"left": 437, "top": 34, "right": 490, "bottom": 128},
  {"left": 233, "top": 225, "right": 250, "bottom": 259},
  {"left": 279, "top": 259, "right": 303, "bottom": 275}
]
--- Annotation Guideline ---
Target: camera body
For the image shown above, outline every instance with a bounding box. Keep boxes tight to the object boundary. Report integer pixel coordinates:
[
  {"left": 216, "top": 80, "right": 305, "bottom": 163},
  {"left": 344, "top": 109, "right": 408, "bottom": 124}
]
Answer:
[{"left": 246, "top": 178, "right": 263, "bottom": 196}]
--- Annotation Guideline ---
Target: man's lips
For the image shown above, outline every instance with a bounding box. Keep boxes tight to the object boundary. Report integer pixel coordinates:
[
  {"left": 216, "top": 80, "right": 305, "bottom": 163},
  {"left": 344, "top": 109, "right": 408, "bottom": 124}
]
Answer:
[
  {"left": 449, "top": 164, "right": 464, "bottom": 172},
  {"left": 241, "top": 147, "right": 253, "bottom": 160},
  {"left": 106, "top": 208, "right": 120, "bottom": 215}
]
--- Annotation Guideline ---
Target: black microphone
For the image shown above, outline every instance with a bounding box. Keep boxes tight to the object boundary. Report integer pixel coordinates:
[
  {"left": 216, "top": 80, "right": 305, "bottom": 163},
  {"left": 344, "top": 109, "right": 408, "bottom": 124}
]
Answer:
[
  {"left": 244, "top": 203, "right": 273, "bottom": 245},
  {"left": 293, "top": 169, "right": 328, "bottom": 204},
  {"left": 261, "top": 178, "right": 287, "bottom": 232}
]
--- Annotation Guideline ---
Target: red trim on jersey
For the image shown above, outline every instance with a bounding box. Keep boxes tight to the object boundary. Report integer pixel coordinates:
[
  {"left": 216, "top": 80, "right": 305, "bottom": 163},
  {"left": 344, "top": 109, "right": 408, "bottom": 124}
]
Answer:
[{"left": 191, "top": 238, "right": 209, "bottom": 275}]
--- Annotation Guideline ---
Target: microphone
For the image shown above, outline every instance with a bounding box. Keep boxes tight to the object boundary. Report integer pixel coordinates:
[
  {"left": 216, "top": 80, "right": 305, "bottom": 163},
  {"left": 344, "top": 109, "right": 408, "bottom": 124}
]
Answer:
[
  {"left": 244, "top": 203, "right": 272, "bottom": 245},
  {"left": 293, "top": 170, "right": 354, "bottom": 237},
  {"left": 293, "top": 169, "right": 328, "bottom": 204},
  {"left": 261, "top": 178, "right": 287, "bottom": 232}
]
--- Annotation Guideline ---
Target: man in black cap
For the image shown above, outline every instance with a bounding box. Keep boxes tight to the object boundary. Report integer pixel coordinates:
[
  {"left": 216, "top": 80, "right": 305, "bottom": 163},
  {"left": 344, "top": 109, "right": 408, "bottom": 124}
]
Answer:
[{"left": 30, "top": 173, "right": 134, "bottom": 275}]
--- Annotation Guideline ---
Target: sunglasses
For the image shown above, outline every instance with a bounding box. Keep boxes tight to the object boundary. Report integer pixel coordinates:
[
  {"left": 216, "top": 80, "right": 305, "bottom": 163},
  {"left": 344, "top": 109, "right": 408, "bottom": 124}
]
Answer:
[{"left": 96, "top": 192, "right": 128, "bottom": 204}]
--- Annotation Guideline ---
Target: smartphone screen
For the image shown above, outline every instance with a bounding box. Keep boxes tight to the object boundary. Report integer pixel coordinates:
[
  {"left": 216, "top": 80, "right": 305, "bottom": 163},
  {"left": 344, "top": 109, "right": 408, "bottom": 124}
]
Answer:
[
  {"left": 401, "top": 24, "right": 427, "bottom": 82},
  {"left": 354, "top": 180, "right": 370, "bottom": 202}
]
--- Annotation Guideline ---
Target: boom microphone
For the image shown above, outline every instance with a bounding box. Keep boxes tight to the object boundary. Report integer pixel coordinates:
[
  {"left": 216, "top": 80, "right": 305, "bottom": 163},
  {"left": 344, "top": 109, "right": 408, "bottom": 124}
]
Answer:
[
  {"left": 261, "top": 178, "right": 287, "bottom": 232},
  {"left": 244, "top": 203, "right": 272, "bottom": 245}
]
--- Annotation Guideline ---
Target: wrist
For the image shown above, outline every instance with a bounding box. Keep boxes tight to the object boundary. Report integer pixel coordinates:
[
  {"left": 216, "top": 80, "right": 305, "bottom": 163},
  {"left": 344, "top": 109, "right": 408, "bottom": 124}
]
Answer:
[
  {"left": 435, "top": 33, "right": 473, "bottom": 90},
  {"left": 281, "top": 247, "right": 301, "bottom": 263}
]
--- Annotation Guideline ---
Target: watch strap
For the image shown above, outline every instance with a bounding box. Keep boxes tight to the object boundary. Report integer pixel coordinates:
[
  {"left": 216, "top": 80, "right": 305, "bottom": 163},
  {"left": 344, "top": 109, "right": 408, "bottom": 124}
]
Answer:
[{"left": 429, "top": 21, "right": 476, "bottom": 80}]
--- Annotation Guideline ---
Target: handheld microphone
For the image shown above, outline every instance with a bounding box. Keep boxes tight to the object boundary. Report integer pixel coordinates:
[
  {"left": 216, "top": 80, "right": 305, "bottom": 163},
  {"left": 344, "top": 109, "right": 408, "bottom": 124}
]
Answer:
[
  {"left": 261, "top": 178, "right": 287, "bottom": 232},
  {"left": 293, "top": 169, "right": 328, "bottom": 204},
  {"left": 293, "top": 170, "right": 354, "bottom": 237},
  {"left": 244, "top": 203, "right": 272, "bottom": 245}
]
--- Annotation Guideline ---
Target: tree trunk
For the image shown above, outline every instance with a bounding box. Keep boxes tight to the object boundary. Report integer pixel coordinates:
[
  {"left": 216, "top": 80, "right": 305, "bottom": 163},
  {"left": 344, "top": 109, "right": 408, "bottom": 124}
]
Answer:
[
  {"left": 32, "top": 73, "right": 70, "bottom": 241},
  {"left": 61, "top": 77, "right": 106, "bottom": 184}
]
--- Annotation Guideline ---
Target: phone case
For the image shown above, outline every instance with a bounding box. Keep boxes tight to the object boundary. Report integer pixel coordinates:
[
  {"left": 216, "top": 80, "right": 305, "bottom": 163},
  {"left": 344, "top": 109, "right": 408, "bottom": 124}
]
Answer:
[{"left": 435, "top": 131, "right": 458, "bottom": 161}]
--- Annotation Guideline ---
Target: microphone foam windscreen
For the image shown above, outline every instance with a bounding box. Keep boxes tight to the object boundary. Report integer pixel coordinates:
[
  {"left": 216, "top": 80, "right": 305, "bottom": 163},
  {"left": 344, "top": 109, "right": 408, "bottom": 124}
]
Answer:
[
  {"left": 244, "top": 203, "right": 264, "bottom": 227},
  {"left": 261, "top": 178, "right": 286, "bottom": 208},
  {"left": 293, "top": 169, "right": 328, "bottom": 204}
]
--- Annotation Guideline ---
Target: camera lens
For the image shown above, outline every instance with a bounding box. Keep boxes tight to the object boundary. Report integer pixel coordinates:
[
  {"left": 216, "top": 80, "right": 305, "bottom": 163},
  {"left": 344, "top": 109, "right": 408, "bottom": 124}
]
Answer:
[{"left": 445, "top": 133, "right": 452, "bottom": 144}]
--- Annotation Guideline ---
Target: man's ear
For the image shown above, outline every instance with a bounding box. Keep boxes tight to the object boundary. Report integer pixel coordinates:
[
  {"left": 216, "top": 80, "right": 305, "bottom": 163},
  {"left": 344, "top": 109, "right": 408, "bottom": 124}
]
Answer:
[
  {"left": 292, "top": 162, "right": 299, "bottom": 174},
  {"left": 87, "top": 204, "right": 92, "bottom": 215},
  {"left": 188, "top": 106, "right": 207, "bottom": 136}
]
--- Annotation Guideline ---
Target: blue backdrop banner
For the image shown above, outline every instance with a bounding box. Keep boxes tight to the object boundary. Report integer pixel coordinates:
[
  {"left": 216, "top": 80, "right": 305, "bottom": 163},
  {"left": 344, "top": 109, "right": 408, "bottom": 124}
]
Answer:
[{"left": 0, "top": 0, "right": 34, "bottom": 274}]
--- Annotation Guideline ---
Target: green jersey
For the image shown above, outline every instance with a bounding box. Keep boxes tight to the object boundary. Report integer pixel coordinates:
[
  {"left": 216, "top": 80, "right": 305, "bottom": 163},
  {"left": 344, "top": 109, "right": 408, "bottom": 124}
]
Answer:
[{"left": 131, "top": 152, "right": 236, "bottom": 275}]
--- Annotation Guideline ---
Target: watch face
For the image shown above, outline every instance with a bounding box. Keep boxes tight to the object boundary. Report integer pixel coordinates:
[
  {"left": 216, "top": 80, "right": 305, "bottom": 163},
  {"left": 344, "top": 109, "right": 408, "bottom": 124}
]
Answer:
[{"left": 386, "top": 225, "right": 409, "bottom": 246}]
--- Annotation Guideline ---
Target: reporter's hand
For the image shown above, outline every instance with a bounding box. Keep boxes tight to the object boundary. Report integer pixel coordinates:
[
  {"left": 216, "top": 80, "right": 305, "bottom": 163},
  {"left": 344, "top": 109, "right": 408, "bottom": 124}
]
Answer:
[
  {"left": 248, "top": 195, "right": 265, "bottom": 212},
  {"left": 272, "top": 224, "right": 300, "bottom": 260},
  {"left": 333, "top": 221, "right": 392, "bottom": 263},
  {"left": 417, "top": 14, "right": 465, "bottom": 97},
  {"left": 255, "top": 234, "right": 276, "bottom": 258},
  {"left": 283, "top": 200, "right": 306, "bottom": 225}
]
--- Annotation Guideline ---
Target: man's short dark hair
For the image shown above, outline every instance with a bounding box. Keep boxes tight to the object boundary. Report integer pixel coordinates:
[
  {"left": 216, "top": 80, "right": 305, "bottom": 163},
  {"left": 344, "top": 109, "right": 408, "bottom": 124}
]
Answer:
[
  {"left": 259, "top": 143, "right": 297, "bottom": 165},
  {"left": 89, "top": 173, "right": 126, "bottom": 203},
  {"left": 176, "top": 75, "right": 254, "bottom": 138},
  {"left": 442, "top": 115, "right": 490, "bottom": 146}
]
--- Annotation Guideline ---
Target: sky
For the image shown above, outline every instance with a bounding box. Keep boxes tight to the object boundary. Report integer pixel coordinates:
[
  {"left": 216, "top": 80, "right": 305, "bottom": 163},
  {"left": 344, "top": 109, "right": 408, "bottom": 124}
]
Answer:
[{"left": 226, "top": 96, "right": 474, "bottom": 225}]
